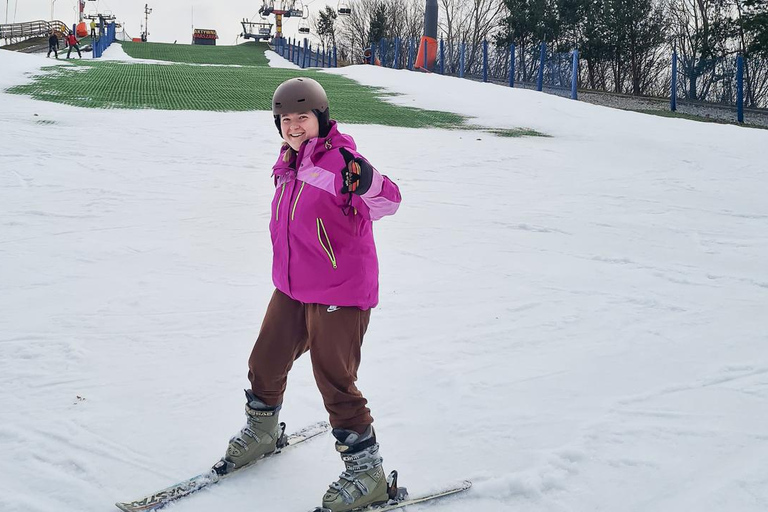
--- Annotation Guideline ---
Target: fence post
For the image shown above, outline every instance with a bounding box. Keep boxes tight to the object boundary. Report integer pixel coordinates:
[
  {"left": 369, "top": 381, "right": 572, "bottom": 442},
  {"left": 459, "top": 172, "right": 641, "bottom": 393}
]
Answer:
[
  {"left": 440, "top": 38, "right": 445, "bottom": 74},
  {"left": 509, "top": 43, "right": 515, "bottom": 87},
  {"left": 393, "top": 38, "right": 400, "bottom": 68},
  {"left": 408, "top": 39, "right": 414, "bottom": 70},
  {"left": 671, "top": 49, "right": 677, "bottom": 111},
  {"left": 382, "top": 39, "right": 387, "bottom": 67},
  {"left": 571, "top": 49, "right": 579, "bottom": 99},
  {"left": 308, "top": 42, "right": 313, "bottom": 67},
  {"left": 460, "top": 42, "right": 465, "bottom": 78},
  {"left": 422, "top": 38, "right": 428, "bottom": 71},
  {"left": 333, "top": 46, "right": 337, "bottom": 67},
  {"left": 537, "top": 42, "right": 546, "bottom": 91},
  {"left": 737, "top": 55, "right": 744, "bottom": 123},
  {"left": 483, "top": 40, "right": 488, "bottom": 82},
  {"left": 371, "top": 43, "right": 376, "bottom": 65}
]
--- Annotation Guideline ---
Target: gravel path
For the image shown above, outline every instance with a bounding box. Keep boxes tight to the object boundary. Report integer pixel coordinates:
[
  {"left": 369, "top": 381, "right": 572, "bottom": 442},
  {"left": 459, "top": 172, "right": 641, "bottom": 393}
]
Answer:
[
  {"left": 528, "top": 81, "right": 768, "bottom": 129},
  {"left": 472, "top": 74, "right": 768, "bottom": 129}
]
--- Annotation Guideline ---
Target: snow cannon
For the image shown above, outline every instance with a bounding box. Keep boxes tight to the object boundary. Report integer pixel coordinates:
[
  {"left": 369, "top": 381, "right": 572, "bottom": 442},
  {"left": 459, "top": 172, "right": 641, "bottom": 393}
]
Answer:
[
  {"left": 415, "top": 0, "right": 438, "bottom": 71},
  {"left": 415, "top": 37, "right": 437, "bottom": 72}
]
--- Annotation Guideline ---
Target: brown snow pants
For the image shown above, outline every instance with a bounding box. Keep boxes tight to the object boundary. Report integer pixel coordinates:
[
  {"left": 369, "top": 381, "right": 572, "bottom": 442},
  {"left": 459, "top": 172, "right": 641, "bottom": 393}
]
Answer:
[{"left": 248, "top": 289, "right": 373, "bottom": 433}]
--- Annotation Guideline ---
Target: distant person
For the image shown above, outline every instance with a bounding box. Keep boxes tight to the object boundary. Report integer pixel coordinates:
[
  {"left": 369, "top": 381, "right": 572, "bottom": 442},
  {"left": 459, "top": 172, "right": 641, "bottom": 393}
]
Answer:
[
  {"left": 90, "top": 19, "right": 97, "bottom": 39},
  {"left": 47, "top": 31, "right": 59, "bottom": 59},
  {"left": 66, "top": 32, "right": 82, "bottom": 59}
]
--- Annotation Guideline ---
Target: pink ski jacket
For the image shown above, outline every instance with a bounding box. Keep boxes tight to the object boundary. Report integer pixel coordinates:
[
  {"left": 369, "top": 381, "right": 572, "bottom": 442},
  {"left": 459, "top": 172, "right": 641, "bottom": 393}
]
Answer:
[{"left": 270, "top": 121, "right": 401, "bottom": 309}]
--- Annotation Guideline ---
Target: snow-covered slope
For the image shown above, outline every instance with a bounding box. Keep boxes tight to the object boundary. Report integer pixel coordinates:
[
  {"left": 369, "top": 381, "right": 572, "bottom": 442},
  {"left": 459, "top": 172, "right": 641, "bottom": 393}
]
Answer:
[{"left": 1, "top": 50, "right": 767, "bottom": 512}]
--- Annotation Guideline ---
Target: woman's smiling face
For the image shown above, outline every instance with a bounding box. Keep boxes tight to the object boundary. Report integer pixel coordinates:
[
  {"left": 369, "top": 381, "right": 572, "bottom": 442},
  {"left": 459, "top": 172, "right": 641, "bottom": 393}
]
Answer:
[{"left": 280, "top": 111, "right": 320, "bottom": 151}]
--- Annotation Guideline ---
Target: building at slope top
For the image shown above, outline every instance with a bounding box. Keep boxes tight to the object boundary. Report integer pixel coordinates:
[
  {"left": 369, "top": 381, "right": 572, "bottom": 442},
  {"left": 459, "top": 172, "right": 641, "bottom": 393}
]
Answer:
[{"left": 193, "top": 29, "right": 217, "bottom": 45}]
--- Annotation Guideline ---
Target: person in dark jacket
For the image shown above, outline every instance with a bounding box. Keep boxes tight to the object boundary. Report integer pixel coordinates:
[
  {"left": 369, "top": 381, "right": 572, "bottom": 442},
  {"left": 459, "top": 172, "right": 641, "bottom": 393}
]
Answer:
[
  {"left": 47, "top": 31, "right": 59, "bottom": 59},
  {"left": 66, "top": 32, "right": 82, "bottom": 59}
]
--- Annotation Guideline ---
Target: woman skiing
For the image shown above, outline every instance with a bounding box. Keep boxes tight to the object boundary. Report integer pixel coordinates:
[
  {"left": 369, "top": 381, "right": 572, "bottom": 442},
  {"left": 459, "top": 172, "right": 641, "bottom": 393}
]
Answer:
[{"left": 219, "top": 77, "right": 401, "bottom": 512}]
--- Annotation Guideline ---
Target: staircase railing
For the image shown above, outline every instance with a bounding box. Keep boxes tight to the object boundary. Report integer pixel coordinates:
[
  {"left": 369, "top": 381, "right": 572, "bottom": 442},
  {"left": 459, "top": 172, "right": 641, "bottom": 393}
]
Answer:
[{"left": 0, "top": 20, "right": 70, "bottom": 42}]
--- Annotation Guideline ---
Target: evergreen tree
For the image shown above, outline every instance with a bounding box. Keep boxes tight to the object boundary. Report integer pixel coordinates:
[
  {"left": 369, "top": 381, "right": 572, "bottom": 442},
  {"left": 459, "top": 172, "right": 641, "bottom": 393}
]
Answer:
[
  {"left": 496, "top": 0, "right": 560, "bottom": 80},
  {"left": 367, "top": 3, "right": 388, "bottom": 46},
  {"left": 315, "top": 6, "right": 338, "bottom": 49},
  {"left": 604, "top": 0, "right": 666, "bottom": 94},
  {"left": 744, "top": 0, "right": 768, "bottom": 55}
]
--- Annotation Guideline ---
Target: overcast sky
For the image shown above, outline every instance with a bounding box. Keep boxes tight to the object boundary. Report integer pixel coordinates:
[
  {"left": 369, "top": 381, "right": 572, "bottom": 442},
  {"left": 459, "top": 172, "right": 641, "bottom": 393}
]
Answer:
[{"left": 6, "top": 0, "right": 327, "bottom": 45}]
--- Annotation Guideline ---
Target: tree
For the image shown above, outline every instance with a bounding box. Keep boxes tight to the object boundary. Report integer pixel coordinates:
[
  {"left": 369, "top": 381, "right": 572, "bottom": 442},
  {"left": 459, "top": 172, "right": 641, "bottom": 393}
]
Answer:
[
  {"left": 368, "top": 2, "right": 389, "bottom": 45},
  {"left": 336, "top": 0, "right": 424, "bottom": 65},
  {"left": 605, "top": 0, "right": 667, "bottom": 94},
  {"left": 496, "top": 0, "right": 559, "bottom": 80},
  {"left": 743, "top": 0, "right": 768, "bottom": 55},
  {"left": 314, "top": 6, "right": 338, "bottom": 49},
  {"left": 668, "top": 0, "right": 734, "bottom": 99}
]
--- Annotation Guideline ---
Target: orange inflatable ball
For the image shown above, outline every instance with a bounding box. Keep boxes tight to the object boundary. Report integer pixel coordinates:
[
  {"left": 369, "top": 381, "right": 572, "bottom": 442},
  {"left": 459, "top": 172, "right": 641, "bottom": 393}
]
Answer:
[{"left": 76, "top": 22, "right": 88, "bottom": 38}]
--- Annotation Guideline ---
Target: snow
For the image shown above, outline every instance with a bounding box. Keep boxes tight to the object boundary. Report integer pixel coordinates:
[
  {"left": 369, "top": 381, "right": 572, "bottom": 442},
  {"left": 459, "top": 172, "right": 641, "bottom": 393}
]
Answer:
[
  {"left": 266, "top": 49, "right": 301, "bottom": 69},
  {"left": 2, "top": 50, "right": 768, "bottom": 512}
]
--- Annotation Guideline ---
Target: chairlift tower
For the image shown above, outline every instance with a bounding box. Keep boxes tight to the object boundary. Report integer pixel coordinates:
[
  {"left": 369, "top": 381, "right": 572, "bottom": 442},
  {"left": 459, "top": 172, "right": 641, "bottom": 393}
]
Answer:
[
  {"left": 258, "top": 0, "right": 305, "bottom": 40},
  {"left": 142, "top": 3, "right": 152, "bottom": 41}
]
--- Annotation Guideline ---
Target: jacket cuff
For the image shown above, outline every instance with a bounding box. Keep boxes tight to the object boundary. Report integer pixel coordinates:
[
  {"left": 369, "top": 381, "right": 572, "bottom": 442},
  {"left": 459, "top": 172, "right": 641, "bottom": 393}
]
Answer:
[{"left": 361, "top": 170, "right": 383, "bottom": 198}]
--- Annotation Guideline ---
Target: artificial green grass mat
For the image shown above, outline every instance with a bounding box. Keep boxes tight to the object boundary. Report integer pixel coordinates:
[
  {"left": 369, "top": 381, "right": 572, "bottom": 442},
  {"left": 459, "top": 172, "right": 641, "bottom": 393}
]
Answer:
[
  {"left": 121, "top": 40, "right": 271, "bottom": 67},
  {"left": 8, "top": 60, "right": 466, "bottom": 129}
]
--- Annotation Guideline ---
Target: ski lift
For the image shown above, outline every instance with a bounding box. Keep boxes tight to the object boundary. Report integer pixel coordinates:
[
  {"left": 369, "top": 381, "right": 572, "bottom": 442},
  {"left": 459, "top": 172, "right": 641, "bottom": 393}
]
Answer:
[
  {"left": 338, "top": 1, "right": 351, "bottom": 15},
  {"left": 259, "top": 1, "right": 275, "bottom": 17},
  {"left": 241, "top": 18, "right": 273, "bottom": 40},
  {"left": 297, "top": 4, "right": 310, "bottom": 33}
]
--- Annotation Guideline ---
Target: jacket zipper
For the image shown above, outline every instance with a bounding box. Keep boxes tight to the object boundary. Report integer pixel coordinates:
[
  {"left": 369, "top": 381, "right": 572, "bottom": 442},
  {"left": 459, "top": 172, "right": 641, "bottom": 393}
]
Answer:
[
  {"left": 316, "top": 218, "right": 337, "bottom": 269},
  {"left": 291, "top": 182, "right": 305, "bottom": 221},
  {"left": 275, "top": 183, "right": 286, "bottom": 222}
]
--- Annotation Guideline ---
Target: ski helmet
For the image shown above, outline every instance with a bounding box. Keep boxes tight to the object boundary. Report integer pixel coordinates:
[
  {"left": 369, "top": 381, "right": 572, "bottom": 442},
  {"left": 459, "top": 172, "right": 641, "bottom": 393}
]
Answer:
[{"left": 272, "top": 77, "right": 331, "bottom": 137}]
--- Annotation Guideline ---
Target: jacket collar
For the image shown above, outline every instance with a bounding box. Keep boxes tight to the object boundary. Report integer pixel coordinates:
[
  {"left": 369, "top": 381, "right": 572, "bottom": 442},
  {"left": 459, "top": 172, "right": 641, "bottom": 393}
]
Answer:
[{"left": 272, "top": 120, "right": 356, "bottom": 179}]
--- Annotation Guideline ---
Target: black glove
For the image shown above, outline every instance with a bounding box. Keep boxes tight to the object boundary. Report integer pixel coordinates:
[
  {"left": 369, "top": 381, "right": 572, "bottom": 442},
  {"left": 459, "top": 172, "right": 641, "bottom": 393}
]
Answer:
[{"left": 339, "top": 147, "right": 373, "bottom": 196}]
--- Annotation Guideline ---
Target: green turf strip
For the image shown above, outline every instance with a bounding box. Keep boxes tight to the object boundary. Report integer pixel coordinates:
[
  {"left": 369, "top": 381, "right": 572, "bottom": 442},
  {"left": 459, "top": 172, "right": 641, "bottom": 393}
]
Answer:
[
  {"left": 121, "top": 40, "right": 270, "bottom": 67},
  {"left": 8, "top": 59, "right": 466, "bottom": 129}
]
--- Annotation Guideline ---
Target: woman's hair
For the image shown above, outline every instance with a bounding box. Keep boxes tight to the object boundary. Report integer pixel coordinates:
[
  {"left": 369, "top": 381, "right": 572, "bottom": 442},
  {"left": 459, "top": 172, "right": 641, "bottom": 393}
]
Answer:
[{"left": 282, "top": 143, "right": 295, "bottom": 163}]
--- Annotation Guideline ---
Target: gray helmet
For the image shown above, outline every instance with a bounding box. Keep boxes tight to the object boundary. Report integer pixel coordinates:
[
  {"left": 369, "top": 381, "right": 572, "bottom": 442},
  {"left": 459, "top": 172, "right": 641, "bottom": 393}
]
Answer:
[{"left": 272, "top": 77, "right": 329, "bottom": 115}]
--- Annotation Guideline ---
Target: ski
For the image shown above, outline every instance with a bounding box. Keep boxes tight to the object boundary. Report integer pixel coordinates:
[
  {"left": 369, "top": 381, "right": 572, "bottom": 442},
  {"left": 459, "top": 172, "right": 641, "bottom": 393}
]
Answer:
[
  {"left": 116, "top": 421, "right": 330, "bottom": 512},
  {"left": 312, "top": 473, "right": 471, "bottom": 512}
]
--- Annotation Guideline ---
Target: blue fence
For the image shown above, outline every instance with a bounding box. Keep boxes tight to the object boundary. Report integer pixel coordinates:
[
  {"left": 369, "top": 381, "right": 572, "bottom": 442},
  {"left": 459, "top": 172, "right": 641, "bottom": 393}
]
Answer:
[
  {"left": 92, "top": 22, "right": 116, "bottom": 59},
  {"left": 365, "top": 37, "right": 759, "bottom": 123},
  {"left": 273, "top": 37, "right": 338, "bottom": 69}
]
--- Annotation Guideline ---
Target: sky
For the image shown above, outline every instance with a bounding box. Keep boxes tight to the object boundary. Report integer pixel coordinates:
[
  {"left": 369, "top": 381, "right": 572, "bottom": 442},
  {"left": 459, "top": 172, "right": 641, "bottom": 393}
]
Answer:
[{"left": 5, "top": 0, "right": 328, "bottom": 44}]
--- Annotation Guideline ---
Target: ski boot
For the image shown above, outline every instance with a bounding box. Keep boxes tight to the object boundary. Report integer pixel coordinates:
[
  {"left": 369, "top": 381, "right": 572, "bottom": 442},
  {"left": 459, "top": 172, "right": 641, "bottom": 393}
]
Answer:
[
  {"left": 317, "top": 426, "right": 392, "bottom": 512},
  {"left": 213, "top": 390, "right": 285, "bottom": 475}
]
